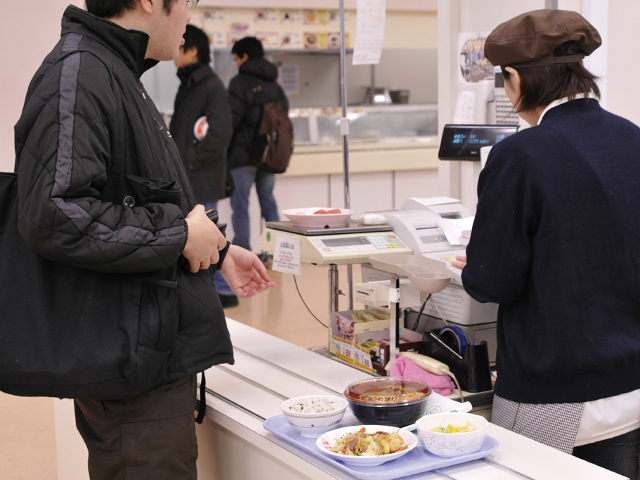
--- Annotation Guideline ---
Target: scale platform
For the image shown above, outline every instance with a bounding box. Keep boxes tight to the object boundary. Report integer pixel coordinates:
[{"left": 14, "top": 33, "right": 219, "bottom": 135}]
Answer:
[
  {"left": 264, "top": 220, "right": 392, "bottom": 236},
  {"left": 259, "top": 221, "right": 413, "bottom": 265}
]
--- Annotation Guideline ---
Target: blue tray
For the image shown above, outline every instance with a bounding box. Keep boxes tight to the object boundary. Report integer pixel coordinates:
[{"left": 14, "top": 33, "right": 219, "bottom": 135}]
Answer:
[{"left": 263, "top": 415, "right": 499, "bottom": 480}]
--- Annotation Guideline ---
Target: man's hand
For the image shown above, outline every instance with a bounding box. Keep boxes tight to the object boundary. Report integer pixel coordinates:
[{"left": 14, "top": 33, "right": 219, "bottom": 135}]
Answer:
[
  {"left": 182, "top": 205, "right": 227, "bottom": 273},
  {"left": 220, "top": 245, "right": 277, "bottom": 298}
]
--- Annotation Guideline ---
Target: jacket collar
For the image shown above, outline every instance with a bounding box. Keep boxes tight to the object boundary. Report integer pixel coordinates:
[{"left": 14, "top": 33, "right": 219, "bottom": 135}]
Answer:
[
  {"left": 61, "top": 5, "right": 157, "bottom": 78},
  {"left": 177, "top": 63, "right": 212, "bottom": 86}
]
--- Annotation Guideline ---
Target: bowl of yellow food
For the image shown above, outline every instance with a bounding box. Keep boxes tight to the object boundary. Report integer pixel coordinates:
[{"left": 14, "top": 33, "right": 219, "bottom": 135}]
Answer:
[
  {"left": 316, "top": 425, "right": 418, "bottom": 466},
  {"left": 414, "top": 412, "right": 488, "bottom": 457}
]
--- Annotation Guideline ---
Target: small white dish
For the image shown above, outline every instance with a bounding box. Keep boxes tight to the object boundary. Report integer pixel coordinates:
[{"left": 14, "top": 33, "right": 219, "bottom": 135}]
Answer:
[
  {"left": 281, "top": 208, "right": 354, "bottom": 228},
  {"left": 281, "top": 395, "right": 348, "bottom": 438},
  {"left": 414, "top": 412, "right": 488, "bottom": 457},
  {"left": 316, "top": 425, "right": 418, "bottom": 466}
]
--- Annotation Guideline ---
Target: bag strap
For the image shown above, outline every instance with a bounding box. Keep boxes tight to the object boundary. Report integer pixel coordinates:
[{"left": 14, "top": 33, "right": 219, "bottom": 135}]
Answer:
[{"left": 195, "top": 372, "right": 207, "bottom": 423}]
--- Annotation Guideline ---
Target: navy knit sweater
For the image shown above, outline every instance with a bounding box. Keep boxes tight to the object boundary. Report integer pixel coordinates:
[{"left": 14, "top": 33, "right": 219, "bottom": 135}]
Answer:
[{"left": 462, "top": 99, "right": 640, "bottom": 404}]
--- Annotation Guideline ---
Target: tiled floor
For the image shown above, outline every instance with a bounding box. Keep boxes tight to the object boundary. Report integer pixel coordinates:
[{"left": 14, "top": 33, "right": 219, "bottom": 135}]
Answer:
[{"left": 0, "top": 261, "right": 358, "bottom": 479}]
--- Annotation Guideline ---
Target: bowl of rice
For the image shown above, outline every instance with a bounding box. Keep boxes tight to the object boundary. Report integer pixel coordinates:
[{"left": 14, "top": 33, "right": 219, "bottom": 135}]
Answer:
[{"left": 281, "top": 395, "right": 348, "bottom": 438}]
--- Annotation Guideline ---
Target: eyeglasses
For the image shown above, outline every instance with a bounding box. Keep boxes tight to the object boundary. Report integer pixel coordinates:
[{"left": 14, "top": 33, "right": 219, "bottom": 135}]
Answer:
[{"left": 186, "top": 0, "right": 198, "bottom": 8}]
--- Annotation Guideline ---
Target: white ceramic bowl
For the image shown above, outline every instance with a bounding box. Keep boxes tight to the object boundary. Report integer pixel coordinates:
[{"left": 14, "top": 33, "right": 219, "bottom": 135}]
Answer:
[
  {"left": 316, "top": 425, "right": 418, "bottom": 466},
  {"left": 281, "top": 395, "right": 348, "bottom": 438},
  {"left": 281, "top": 208, "right": 354, "bottom": 228},
  {"left": 415, "top": 412, "right": 488, "bottom": 457}
]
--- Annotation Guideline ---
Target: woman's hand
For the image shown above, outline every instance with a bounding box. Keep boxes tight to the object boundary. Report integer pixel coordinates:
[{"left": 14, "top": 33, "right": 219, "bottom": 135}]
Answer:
[
  {"left": 450, "top": 255, "right": 468, "bottom": 270},
  {"left": 220, "top": 245, "right": 277, "bottom": 298}
]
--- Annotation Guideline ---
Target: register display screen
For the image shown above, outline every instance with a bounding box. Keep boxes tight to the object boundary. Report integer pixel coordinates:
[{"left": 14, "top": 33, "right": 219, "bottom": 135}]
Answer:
[
  {"left": 438, "top": 124, "right": 518, "bottom": 161},
  {"left": 322, "top": 236, "right": 370, "bottom": 247}
]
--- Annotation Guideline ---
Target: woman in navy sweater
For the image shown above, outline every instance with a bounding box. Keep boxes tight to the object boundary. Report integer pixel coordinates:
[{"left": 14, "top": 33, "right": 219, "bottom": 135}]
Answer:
[{"left": 453, "top": 10, "right": 640, "bottom": 478}]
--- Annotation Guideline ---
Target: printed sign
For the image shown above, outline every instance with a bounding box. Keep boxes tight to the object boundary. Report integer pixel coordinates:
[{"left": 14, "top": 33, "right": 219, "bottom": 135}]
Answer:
[{"left": 273, "top": 233, "right": 301, "bottom": 275}]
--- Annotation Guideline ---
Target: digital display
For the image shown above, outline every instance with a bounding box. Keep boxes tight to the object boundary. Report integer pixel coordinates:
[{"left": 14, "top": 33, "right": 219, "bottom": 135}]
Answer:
[
  {"left": 322, "top": 236, "right": 371, "bottom": 247},
  {"left": 438, "top": 124, "right": 518, "bottom": 161}
]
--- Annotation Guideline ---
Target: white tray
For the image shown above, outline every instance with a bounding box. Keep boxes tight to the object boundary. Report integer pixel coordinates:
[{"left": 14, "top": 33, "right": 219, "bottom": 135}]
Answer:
[{"left": 263, "top": 415, "right": 499, "bottom": 480}]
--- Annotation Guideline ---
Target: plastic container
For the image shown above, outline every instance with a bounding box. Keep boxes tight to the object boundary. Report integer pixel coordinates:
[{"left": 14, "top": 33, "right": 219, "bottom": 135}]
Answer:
[{"left": 344, "top": 377, "right": 432, "bottom": 427}]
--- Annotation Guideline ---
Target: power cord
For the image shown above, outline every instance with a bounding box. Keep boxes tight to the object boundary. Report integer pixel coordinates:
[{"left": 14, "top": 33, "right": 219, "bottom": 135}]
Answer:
[
  {"left": 293, "top": 275, "right": 328, "bottom": 328},
  {"left": 411, "top": 294, "right": 431, "bottom": 330}
]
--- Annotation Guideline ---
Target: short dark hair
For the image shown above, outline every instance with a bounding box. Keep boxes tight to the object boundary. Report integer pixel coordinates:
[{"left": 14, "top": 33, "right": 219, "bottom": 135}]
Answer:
[
  {"left": 231, "top": 37, "right": 264, "bottom": 59},
  {"left": 85, "top": 0, "right": 175, "bottom": 18},
  {"left": 183, "top": 25, "right": 210, "bottom": 65},
  {"left": 503, "top": 41, "right": 601, "bottom": 113}
]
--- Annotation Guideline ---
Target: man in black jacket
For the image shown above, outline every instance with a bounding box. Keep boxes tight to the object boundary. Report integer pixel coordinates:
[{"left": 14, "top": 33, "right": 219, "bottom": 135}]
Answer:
[
  {"left": 171, "top": 24, "right": 238, "bottom": 307},
  {"left": 14, "top": 1, "right": 275, "bottom": 478},
  {"left": 227, "top": 37, "right": 289, "bottom": 253}
]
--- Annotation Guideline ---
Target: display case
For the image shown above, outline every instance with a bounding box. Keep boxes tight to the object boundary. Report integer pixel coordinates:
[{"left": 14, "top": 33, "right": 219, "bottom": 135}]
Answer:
[{"left": 289, "top": 104, "right": 438, "bottom": 146}]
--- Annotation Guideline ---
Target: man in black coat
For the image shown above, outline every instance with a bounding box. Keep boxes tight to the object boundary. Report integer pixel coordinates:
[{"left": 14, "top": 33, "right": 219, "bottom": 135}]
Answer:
[
  {"left": 227, "top": 37, "right": 289, "bottom": 253},
  {"left": 13, "top": 1, "right": 276, "bottom": 477},
  {"left": 171, "top": 24, "right": 238, "bottom": 307}
]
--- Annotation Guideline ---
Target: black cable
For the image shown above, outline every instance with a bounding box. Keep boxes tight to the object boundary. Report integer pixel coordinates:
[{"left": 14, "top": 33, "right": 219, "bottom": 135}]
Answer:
[
  {"left": 293, "top": 275, "right": 328, "bottom": 328},
  {"left": 411, "top": 294, "right": 431, "bottom": 331}
]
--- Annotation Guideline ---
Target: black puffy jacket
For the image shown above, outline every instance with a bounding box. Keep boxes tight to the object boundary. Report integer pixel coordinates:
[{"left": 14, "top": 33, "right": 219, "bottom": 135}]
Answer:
[
  {"left": 13, "top": 6, "right": 233, "bottom": 397},
  {"left": 227, "top": 57, "right": 289, "bottom": 169},
  {"left": 170, "top": 63, "right": 233, "bottom": 204}
]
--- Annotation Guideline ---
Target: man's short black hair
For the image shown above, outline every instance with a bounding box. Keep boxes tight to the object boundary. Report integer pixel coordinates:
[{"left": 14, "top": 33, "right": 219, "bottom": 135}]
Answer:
[
  {"left": 231, "top": 37, "right": 264, "bottom": 59},
  {"left": 85, "top": 0, "right": 175, "bottom": 18},
  {"left": 183, "top": 25, "right": 210, "bottom": 65}
]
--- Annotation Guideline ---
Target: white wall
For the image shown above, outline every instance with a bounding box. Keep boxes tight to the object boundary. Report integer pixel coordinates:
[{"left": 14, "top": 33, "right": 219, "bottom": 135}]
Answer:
[{"left": 0, "top": 1, "right": 83, "bottom": 172}]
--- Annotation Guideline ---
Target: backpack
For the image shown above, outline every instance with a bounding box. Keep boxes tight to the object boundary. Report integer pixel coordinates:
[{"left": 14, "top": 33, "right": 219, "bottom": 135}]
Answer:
[{"left": 244, "top": 82, "right": 294, "bottom": 174}]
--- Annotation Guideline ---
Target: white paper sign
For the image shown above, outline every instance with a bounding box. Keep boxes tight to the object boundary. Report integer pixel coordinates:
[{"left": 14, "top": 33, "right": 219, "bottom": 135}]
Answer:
[
  {"left": 272, "top": 233, "right": 301, "bottom": 275},
  {"left": 453, "top": 90, "right": 476, "bottom": 124},
  {"left": 352, "top": 0, "right": 386, "bottom": 65},
  {"left": 436, "top": 216, "right": 474, "bottom": 246}
]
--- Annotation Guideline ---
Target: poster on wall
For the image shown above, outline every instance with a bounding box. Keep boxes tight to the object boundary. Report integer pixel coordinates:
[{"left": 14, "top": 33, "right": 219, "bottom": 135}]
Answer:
[
  {"left": 255, "top": 9, "right": 277, "bottom": 23},
  {"left": 280, "top": 32, "right": 302, "bottom": 49},
  {"left": 201, "top": 8, "right": 224, "bottom": 22},
  {"left": 209, "top": 32, "right": 226, "bottom": 50},
  {"left": 256, "top": 32, "right": 279, "bottom": 49},
  {"left": 280, "top": 10, "right": 303, "bottom": 24},
  {"left": 352, "top": 0, "right": 386, "bottom": 65},
  {"left": 458, "top": 32, "right": 493, "bottom": 84},
  {"left": 278, "top": 64, "right": 300, "bottom": 96}
]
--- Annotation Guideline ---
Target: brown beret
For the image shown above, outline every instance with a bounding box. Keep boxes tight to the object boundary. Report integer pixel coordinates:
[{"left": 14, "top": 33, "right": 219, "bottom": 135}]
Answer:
[{"left": 484, "top": 9, "right": 601, "bottom": 68}]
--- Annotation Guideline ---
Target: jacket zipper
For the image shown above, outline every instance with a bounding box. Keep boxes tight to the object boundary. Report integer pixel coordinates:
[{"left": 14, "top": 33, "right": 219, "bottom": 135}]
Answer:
[{"left": 137, "top": 80, "right": 165, "bottom": 132}]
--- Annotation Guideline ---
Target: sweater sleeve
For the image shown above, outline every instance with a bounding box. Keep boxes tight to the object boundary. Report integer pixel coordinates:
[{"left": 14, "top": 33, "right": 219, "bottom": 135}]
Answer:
[
  {"left": 15, "top": 51, "right": 187, "bottom": 274},
  {"left": 461, "top": 139, "right": 537, "bottom": 304}
]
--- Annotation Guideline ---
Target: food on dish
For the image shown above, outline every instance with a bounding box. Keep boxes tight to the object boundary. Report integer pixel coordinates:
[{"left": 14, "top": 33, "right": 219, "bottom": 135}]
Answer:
[
  {"left": 314, "top": 208, "right": 342, "bottom": 214},
  {"left": 330, "top": 427, "right": 407, "bottom": 456},
  {"left": 358, "top": 383, "right": 427, "bottom": 403},
  {"left": 429, "top": 422, "right": 476, "bottom": 434},
  {"left": 287, "top": 396, "right": 341, "bottom": 414}
]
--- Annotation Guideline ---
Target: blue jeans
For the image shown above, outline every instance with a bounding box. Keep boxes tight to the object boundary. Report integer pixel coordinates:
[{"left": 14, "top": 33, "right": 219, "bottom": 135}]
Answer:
[
  {"left": 572, "top": 427, "right": 640, "bottom": 479},
  {"left": 229, "top": 166, "right": 279, "bottom": 251},
  {"left": 202, "top": 202, "right": 234, "bottom": 296}
]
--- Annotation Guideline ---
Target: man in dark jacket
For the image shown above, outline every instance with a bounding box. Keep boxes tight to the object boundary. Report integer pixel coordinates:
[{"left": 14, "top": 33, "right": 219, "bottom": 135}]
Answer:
[
  {"left": 13, "top": 1, "right": 275, "bottom": 478},
  {"left": 171, "top": 24, "right": 238, "bottom": 307},
  {"left": 227, "top": 37, "right": 289, "bottom": 253}
]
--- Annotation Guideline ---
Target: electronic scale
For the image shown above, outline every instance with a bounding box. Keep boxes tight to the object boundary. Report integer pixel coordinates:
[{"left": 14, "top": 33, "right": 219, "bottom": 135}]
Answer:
[{"left": 259, "top": 220, "right": 413, "bottom": 265}]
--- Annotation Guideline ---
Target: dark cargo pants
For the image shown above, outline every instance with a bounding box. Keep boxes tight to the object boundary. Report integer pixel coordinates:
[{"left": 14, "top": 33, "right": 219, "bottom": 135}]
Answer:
[{"left": 74, "top": 375, "right": 198, "bottom": 480}]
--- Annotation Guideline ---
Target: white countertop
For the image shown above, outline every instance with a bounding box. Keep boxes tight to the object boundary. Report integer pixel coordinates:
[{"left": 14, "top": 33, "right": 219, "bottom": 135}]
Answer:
[{"left": 200, "top": 319, "right": 625, "bottom": 480}]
